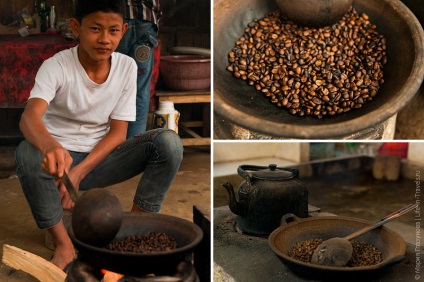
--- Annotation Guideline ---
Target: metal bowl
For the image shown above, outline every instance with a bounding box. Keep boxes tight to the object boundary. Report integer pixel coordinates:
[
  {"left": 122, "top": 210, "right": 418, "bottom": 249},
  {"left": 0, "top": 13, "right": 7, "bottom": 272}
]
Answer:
[
  {"left": 69, "top": 212, "right": 203, "bottom": 276},
  {"left": 268, "top": 214, "right": 406, "bottom": 280},
  {"left": 214, "top": 0, "right": 424, "bottom": 138}
]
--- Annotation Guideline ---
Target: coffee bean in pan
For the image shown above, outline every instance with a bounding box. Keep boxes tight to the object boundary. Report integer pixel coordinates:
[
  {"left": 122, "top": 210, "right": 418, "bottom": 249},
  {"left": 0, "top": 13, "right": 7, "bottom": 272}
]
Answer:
[
  {"left": 348, "top": 240, "right": 383, "bottom": 267},
  {"left": 105, "top": 232, "right": 177, "bottom": 254},
  {"left": 227, "top": 7, "right": 387, "bottom": 118},
  {"left": 288, "top": 239, "right": 323, "bottom": 263},
  {"left": 288, "top": 239, "right": 383, "bottom": 267}
]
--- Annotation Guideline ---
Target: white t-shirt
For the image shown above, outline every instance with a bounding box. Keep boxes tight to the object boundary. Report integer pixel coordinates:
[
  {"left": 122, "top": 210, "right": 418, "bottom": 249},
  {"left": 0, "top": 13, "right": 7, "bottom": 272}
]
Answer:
[{"left": 29, "top": 46, "right": 137, "bottom": 153}]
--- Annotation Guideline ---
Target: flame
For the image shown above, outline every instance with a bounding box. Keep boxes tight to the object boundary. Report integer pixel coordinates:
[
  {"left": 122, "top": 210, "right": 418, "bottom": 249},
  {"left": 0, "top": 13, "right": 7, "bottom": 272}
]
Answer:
[{"left": 100, "top": 269, "right": 123, "bottom": 282}]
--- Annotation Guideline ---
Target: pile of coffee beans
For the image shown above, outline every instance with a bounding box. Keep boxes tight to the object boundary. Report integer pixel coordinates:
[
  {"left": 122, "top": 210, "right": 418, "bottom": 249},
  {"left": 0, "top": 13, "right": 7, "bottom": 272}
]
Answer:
[
  {"left": 288, "top": 239, "right": 383, "bottom": 267},
  {"left": 348, "top": 240, "right": 383, "bottom": 267},
  {"left": 227, "top": 7, "right": 387, "bottom": 118},
  {"left": 288, "top": 239, "right": 323, "bottom": 263},
  {"left": 105, "top": 232, "right": 177, "bottom": 254}
]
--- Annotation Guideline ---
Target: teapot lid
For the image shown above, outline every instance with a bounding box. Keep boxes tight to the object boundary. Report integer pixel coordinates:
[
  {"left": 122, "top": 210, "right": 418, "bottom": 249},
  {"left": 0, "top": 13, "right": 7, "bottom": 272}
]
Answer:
[{"left": 249, "top": 164, "right": 294, "bottom": 180}]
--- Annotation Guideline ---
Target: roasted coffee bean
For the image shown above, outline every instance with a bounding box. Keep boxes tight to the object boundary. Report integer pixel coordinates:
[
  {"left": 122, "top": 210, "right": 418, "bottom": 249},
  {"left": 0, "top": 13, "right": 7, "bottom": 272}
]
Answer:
[
  {"left": 106, "top": 232, "right": 177, "bottom": 254},
  {"left": 227, "top": 7, "right": 387, "bottom": 118},
  {"left": 288, "top": 239, "right": 382, "bottom": 267},
  {"left": 347, "top": 241, "right": 383, "bottom": 267}
]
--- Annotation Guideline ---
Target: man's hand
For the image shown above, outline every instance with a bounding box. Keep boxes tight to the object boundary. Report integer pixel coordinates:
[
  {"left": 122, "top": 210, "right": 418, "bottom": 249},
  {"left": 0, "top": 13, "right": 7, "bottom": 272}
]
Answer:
[
  {"left": 58, "top": 181, "right": 75, "bottom": 210},
  {"left": 42, "top": 143, "right": 75, "bottom": 210},
  {"left": 57, "top": 170, "right": 81, "bottom": 210},
  {"left": 41, "top": 143, "right": 73, "bottom": 178}
]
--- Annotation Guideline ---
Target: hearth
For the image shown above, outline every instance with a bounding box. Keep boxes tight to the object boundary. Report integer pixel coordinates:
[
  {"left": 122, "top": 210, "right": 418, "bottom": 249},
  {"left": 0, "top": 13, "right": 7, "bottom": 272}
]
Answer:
[{"left": 214, "top": 156, "right": 421, "bottom": 281}]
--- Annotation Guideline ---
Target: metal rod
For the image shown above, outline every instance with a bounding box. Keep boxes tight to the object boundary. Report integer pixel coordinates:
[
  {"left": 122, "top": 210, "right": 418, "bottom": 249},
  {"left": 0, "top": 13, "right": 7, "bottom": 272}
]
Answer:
[{"left": 344, "top": 203, "right": 418, "bottom": 241}]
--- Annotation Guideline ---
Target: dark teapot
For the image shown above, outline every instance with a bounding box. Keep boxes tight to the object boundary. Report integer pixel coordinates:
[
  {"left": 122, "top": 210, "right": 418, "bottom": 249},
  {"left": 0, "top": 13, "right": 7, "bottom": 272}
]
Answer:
[{"left": 222, "top": 164, "right": 308, "bottom": 236}]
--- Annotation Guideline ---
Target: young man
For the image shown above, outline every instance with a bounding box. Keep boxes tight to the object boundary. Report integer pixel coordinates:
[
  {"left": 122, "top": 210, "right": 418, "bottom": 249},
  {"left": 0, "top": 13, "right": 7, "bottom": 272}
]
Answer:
[
  {"left": 15, "top": 0, "right": 183, "bottom": 270},
  {"left": 116, "top": 0, "right": 162, "bottom": 138}
]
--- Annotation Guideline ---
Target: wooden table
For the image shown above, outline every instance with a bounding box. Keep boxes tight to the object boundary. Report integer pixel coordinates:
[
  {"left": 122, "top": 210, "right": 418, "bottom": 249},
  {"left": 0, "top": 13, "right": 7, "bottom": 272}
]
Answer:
[{"left": 155, "top": 90, "right": 210, "bottom": 146}]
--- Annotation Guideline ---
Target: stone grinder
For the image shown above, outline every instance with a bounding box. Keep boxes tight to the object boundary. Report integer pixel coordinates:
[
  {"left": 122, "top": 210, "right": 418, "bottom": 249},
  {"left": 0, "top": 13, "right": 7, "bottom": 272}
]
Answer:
[
  {"left": 214, "top": 0, "right": 424, "bottom": 139},
  {"left": 71, "top": 188, "right": 123, "bottom": 247},
  {"left": 275, "top": 0, "right": 353, "bottom": 27}
]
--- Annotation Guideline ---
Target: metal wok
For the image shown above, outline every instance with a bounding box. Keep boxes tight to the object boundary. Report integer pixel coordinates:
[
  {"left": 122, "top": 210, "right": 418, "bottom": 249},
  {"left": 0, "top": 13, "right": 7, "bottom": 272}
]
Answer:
[
  {"left": 268, "top": 214, "right": 406, "bottom": 280},
  {"left": 214, "top": 0, "right": 424, "bottom": 138},
  {"left": 68, "top": 212, "right": 203, "bottom": 276}
]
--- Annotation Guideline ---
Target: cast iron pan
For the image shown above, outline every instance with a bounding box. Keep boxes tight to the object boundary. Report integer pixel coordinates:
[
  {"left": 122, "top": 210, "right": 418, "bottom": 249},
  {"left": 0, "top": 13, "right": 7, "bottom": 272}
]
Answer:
[
  {"left": 268, "top": 214, "right": 406, "bottom": 280},
  {"left": 68, "top": 212, "right": 203, "bottom": 276},
  {"left": 214, "top": 0, "right": 424, "bottom": 138}
]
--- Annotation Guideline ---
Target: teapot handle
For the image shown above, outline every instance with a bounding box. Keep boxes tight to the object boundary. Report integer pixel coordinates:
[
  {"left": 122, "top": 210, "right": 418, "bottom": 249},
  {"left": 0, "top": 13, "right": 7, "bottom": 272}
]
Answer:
[
  {"left": 280, "top": 213, "right": 301, "bottom": 227},
  {"left": 237, "top": 165, "right": 300, "bottom": 183},
  {"left": 237, "top": 165, "right": 269, "bottom": 183}
]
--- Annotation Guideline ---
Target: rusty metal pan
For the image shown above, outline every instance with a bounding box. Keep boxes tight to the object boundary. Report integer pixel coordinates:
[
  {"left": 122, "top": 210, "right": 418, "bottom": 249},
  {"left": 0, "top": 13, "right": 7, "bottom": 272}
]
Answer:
[{"left": 268, "top": 213, "right": 406, "bottom": 280}]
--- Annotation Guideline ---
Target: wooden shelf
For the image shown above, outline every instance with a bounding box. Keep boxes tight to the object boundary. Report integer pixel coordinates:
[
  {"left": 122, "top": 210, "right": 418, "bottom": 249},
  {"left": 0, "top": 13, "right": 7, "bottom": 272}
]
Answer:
[
  {"left": 155, "top": 90, "right": 210, "bottom": 146},
  {"left": 155, "top": 89, "right": 210, "bottom": 104}
]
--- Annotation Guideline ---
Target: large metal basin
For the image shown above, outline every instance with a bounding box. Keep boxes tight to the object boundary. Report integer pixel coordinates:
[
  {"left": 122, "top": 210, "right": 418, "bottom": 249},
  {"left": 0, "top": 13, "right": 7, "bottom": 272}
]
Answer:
[{"left": 69, "top": 212, "right": 203, "bottom": 276}]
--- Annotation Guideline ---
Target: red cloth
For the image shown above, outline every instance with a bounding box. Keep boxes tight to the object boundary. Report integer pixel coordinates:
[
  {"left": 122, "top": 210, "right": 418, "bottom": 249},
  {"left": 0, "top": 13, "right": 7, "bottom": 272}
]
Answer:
[
  {"left": 377, "top": 143, "right": 408, "bottom": 158},
  {"left": 149, "top": 42, "right": 161, "bottom": 111},
  {"left": 0, "top": 35, "right": 78, "bottom": 108}
]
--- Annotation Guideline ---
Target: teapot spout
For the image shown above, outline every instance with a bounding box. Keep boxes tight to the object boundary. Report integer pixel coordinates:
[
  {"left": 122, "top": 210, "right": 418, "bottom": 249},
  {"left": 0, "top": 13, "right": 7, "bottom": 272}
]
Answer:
[{"left": 222, "top": 182, "right": 247, "bottom": 216}]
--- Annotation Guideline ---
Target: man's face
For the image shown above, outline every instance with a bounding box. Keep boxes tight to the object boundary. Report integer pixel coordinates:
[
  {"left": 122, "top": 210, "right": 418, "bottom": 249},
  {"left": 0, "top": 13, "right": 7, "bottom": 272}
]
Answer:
[{"left": 71, "top": 12, "right": 128, "bottom": 63}]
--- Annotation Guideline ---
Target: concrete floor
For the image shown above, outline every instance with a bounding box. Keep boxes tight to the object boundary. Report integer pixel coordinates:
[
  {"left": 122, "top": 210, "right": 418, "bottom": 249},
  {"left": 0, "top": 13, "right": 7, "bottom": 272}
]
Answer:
[{"left": 0, "top": 146, "right": 210, "bottom": 281}]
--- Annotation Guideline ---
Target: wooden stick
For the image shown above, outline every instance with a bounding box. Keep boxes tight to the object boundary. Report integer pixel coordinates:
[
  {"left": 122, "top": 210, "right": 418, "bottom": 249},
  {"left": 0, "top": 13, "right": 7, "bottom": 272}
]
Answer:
[{"left": 2, "top": 244, "right": 66, "bottom": 282}]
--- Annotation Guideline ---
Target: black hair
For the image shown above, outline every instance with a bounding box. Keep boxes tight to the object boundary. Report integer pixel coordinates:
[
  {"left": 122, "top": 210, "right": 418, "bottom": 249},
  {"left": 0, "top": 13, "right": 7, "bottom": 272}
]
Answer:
[{"left": 75, "top": 0, "right": 126, "bottom": 23}]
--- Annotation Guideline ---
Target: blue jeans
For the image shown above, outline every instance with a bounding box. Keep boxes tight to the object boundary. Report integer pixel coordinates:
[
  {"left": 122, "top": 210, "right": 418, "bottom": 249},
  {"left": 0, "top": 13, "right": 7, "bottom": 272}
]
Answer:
[
  {"left": 15, "top": 129, "right": 183, "bottom": 229},
  {"left": 116, "top": 20, "right": 159, "bottom": 138}
]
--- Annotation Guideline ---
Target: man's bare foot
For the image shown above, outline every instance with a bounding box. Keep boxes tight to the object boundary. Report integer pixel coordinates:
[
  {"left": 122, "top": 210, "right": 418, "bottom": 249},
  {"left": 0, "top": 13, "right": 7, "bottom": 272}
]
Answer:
[
  {"left": 50, "top": 242, "right": 75, "bottom": 270},
  {"left": 48, "top": 219, "right": 76, "bottom": 270}
]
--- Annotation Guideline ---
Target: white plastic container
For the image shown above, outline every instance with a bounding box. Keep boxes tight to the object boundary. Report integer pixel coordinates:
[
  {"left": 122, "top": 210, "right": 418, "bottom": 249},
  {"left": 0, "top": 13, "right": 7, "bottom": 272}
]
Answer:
[{"left": 154, "top": 101, "right": 180, "bottom": 133}]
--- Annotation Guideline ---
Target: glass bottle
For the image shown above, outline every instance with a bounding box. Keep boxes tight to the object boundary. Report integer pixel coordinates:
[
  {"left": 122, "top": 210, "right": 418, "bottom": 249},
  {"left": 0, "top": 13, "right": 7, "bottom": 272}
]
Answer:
[
  {"left": 33, "top": 0, "right": 39, "bottom": 14},
  {"left": 39, "top": 0, "right": 47, "bottom": 32}
]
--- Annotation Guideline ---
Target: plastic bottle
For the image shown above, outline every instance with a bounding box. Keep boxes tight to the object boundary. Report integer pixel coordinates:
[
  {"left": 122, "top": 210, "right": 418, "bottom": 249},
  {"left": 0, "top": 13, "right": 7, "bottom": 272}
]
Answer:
[{"left": 154, "top": 101, "right": 180, "bottom": 133}]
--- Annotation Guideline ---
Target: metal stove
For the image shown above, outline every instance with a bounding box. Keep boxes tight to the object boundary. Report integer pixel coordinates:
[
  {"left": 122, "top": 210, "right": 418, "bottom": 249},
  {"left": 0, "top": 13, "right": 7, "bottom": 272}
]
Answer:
[{"left": 66, "top": 259, "right": 199, "bottom": 282}]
